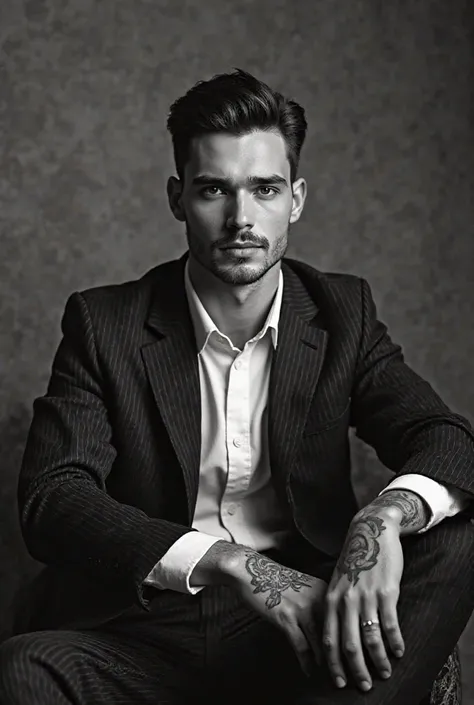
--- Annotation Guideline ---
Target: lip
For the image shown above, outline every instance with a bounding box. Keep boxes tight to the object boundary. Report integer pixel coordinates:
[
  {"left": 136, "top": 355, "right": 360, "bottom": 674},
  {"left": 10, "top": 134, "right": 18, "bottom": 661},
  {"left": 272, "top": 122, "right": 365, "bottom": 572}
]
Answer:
[{"left": 221, "top": 244, "right": 261, "bottom": 249}]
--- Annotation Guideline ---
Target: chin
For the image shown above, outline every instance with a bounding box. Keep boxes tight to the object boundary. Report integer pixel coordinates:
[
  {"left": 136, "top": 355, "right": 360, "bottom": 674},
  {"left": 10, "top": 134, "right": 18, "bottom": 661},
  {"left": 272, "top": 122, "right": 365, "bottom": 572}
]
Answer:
[{"left": 212, "top": 262, "right": 269, "bottom": 286}]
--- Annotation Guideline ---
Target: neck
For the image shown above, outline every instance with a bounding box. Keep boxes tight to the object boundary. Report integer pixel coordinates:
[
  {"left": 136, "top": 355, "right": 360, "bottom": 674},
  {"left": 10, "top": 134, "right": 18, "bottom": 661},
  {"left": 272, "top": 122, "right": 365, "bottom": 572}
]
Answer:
[{"left": 187, "top": 255, "right": 281, "bottom": 348}]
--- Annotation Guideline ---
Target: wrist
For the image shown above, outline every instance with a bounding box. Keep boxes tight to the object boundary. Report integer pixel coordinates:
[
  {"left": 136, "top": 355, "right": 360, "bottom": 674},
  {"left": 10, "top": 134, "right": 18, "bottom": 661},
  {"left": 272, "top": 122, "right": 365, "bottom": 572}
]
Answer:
[
  {"left": 189, "top": 540, "right": 247, "bottom": 587},
  {"left": 354, "top": 490, "right": 431, "bottom": 536},
  {"left": 354, "top": 505, "right": 404, "bottom": 533}
]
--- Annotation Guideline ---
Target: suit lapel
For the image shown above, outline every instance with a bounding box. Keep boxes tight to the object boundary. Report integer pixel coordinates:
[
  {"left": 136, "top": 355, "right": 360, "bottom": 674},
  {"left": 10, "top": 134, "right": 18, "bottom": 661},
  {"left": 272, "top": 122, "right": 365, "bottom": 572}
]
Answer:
[
  {"left": 140, "top": 255, "right": 329, "bottom": 522},
  {"left": 141, "top": 255, "right": 201, "bottom": 523},
  {"left": 269, "top": 263, "right": 328, "bottom": 493}
]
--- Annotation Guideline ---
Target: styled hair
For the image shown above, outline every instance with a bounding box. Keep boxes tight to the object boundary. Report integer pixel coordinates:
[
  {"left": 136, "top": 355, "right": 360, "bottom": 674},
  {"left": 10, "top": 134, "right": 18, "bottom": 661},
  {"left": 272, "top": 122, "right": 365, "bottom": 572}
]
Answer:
[{"left": 166, "top": 68, "right": 307, "bottom": 183}]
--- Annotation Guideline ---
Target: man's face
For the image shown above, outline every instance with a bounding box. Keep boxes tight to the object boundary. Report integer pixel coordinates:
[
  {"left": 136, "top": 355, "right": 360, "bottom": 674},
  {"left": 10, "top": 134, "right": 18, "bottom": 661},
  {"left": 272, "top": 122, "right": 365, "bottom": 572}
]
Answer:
[{"left": 167, "top": 130, "right": 306, "bottom": 286}]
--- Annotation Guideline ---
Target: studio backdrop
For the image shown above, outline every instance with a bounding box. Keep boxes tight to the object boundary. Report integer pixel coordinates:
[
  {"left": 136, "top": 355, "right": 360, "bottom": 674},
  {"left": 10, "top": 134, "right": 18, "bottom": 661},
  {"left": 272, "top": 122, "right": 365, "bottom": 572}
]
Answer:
[{"left": 1, "top": 0, "right": 473, "bottom": 696}]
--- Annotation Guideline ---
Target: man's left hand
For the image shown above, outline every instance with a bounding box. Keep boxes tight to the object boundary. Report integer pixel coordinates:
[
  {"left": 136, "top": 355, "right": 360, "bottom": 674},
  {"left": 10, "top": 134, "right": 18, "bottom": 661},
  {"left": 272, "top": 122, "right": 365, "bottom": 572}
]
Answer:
[{"left": 322, "top": 509, "right": 405, "bottom": 692}]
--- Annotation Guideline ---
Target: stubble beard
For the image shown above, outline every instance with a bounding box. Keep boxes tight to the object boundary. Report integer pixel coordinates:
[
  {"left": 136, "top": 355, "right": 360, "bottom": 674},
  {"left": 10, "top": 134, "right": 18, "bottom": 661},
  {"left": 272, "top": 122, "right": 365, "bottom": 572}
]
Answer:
[{"left": 187, "top": 227, "right": 289, "bottom": 286}]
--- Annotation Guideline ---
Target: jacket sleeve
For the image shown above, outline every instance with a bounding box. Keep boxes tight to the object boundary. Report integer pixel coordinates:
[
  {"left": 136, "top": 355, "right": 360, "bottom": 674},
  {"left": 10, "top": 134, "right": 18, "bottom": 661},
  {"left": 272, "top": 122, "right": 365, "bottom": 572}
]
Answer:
[
  {"left": 351, "top": 278, "right": 474, "bottom": 513},
  {"left": 18, "top": 292, "right": 194, "bottom": 610}
]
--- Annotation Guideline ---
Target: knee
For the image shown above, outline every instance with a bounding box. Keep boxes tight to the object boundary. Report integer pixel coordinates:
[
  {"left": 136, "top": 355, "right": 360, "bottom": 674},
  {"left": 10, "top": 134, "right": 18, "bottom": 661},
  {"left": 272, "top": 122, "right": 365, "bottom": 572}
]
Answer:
[
  {"left": 0, "top": 632, "right": 57, "bottom": 695},
  {"left": 1, "top": 633, "right": 33, "bottom": 668},
  {"left": 0, "top": 634, "right": 34, "bottom": 698}
]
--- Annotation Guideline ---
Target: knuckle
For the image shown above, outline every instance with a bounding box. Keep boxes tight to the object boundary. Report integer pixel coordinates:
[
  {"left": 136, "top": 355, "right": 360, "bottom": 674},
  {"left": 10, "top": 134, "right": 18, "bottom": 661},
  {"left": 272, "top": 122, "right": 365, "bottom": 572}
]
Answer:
[
  {"left": 384, "top": 622, "right": 399, "bottom": 633},
  {"left": 322, "top": 636, "right": 335, "bottom": 650},
  {"left": 325, "top": 591, "right": 338, "bottom": 607},
  {"left": 327, "top": 658, "right": 343, "bottom": 671},
  {"left": 379, "top": 586, "right": 399, "bottom": 600},
  {"left": 343, "top": 640, "right": 358, "bottom": 654},
  {"left": 342, "top": 592, "right": 357, "bottom": 606}
]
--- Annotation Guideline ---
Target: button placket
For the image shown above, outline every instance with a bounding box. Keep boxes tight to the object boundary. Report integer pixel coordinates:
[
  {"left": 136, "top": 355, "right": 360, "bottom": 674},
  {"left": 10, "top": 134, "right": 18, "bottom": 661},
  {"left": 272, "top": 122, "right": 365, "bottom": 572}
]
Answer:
[{"left": 223, "top": 347, "right": 252, "bottom": 522}]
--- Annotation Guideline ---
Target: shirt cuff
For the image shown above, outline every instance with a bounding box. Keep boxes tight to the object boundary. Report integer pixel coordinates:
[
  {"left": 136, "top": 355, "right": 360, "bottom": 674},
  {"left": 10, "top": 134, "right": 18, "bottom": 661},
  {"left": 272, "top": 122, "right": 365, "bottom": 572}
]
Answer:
[
  {"left": 143, "top": 532, "right": 225, "bottom": 595},
  {"left": 379, "top": 473, "right": 470, "bottom": 533}
]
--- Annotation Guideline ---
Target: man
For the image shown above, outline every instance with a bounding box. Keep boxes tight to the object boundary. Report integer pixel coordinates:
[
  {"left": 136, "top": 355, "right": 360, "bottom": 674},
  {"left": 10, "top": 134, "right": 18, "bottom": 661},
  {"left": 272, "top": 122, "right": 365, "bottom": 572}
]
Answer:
[{"left": 0, "top": 69, "right": 473, "bottom": 705}]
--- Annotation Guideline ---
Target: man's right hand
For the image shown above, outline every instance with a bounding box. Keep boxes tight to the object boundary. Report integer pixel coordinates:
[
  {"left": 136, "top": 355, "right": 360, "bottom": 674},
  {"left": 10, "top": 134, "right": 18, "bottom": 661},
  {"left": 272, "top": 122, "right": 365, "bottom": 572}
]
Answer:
[{"left": 190, "top": 541, "right": 328, "bottom": 677}]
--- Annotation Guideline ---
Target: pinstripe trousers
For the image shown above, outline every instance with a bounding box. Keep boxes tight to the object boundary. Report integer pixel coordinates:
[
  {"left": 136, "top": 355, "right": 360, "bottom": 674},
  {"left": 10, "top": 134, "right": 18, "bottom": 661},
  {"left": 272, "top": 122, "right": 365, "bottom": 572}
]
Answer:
[{"left": 0, "top": 515, "right": 473, "bottom": 705}]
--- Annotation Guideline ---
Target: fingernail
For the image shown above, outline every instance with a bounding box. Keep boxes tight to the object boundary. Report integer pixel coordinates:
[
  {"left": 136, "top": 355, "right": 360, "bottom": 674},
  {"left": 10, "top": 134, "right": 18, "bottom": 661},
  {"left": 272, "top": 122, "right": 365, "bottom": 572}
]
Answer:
[
  {"left": 335, "top": 677, "right": 346, "bottom": 688},
  {"left": 381, "top": 670, "right": 391, "bottom": 679},
  {"left": 360, "top": 680, "right": 372, "bottom": 692},
  {"left": 395, "top": 649, "right": 404, "bottom": 658}
]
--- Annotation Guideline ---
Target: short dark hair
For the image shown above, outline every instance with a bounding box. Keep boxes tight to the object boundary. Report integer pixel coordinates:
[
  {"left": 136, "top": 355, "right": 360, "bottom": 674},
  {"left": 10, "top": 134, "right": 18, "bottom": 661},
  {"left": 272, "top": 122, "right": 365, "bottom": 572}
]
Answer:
[{"left": 166, "top": 68, "right": 307, "bottom": 183}]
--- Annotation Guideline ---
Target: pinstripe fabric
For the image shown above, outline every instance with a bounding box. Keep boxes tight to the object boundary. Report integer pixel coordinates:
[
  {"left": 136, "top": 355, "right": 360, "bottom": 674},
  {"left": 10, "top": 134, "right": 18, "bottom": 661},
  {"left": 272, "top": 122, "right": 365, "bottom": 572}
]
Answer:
[
  {"left": 1, "top": 251, "right": 473, "bottom": 704},
  {"left": 13, "top": 251, "right": 474, "bottom": 631},
  {"left": 0, "top": 518, "right": 473, "bottom": 705}
]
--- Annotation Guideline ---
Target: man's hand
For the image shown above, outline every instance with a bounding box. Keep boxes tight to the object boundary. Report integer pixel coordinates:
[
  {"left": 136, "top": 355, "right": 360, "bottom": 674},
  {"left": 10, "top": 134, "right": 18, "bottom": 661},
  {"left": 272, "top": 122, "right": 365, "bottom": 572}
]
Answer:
[
  {"left": 322, "top": 490, "right": 429, "bottom": 692},
  {"left": 231, "top": 550, "right": 328, "bottom": 676},
  {"left": 191, "top": 542, "right": 328, "bottom": 677}
]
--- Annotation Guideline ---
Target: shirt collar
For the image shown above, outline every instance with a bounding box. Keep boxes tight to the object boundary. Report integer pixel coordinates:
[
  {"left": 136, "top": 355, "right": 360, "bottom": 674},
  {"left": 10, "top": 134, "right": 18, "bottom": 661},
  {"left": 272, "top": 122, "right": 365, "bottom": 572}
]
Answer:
[{"left": 184, "top": 260, "right": 283, "bottom": 353}]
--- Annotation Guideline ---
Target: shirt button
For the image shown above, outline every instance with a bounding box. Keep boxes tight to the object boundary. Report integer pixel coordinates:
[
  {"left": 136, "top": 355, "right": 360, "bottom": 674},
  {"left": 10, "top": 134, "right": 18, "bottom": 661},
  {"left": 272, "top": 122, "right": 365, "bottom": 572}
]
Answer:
[
  {"left": 227, "top": 504, "right": 237, "bottom": 515},
  {"left": 233, "top": 437, "right": 242, "bottom": 448},
  {"left": 234, "top": 360, "right": 241, "bottom": 370}
]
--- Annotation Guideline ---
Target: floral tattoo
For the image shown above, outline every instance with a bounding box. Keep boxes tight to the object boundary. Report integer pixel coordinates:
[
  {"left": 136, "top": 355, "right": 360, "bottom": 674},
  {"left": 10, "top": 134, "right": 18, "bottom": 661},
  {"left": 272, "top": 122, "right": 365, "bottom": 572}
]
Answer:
[
  {"left": 244, "top": 552, "right": 312, "bottom": 609},
  {"left": 336, "top": 490, "right": 428, "bottom": 585},
  {"left": 337, "top": 515, "right": 386, "bottom": 585}
]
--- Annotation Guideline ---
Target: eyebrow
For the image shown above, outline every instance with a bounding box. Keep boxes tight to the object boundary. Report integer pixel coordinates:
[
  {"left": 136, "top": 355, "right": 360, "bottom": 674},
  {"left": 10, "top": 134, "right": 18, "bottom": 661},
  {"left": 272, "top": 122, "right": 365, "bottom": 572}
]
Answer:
[{"left": 192, "top": 174, "right": 288, "bottom": 188}]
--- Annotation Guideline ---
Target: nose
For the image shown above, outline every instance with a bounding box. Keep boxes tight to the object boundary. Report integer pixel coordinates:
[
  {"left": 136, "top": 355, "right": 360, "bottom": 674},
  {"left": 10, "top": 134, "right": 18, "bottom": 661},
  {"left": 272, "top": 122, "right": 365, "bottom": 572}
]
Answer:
[{"left": 226, "top": 191, "right": 255, "bottom": 231}]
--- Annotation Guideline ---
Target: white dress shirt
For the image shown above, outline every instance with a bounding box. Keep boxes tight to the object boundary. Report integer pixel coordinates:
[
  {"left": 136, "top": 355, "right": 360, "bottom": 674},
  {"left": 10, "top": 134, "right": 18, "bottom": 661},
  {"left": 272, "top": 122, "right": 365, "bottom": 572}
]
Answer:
[{"left": 144, "top": 263, "right": 469, "bottom": 594}]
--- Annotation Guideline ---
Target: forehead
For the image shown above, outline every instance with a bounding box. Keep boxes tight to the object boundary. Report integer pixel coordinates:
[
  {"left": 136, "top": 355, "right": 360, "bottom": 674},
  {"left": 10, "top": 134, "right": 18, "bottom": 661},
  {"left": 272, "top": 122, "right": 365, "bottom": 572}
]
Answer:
[{"left": 185, "top": 130, "right": 290, "bottom": 179}]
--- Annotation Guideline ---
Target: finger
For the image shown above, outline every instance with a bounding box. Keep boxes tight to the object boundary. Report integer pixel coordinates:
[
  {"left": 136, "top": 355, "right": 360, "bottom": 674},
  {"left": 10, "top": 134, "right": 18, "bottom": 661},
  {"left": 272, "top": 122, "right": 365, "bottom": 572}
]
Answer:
[
  {"left": 322, "top": 593, "right": 347, "bottom": 688},
  {"left": 359, "top": 605, "right": 392, "bottom": 680},
  {"left": 285, "top": 622, "right": 314, "bottom": 678},
  {"left": 341, "top": 595, "right": 373, "bottom": 692},
  {"left": 301, "top": 618, "right": 322, "bottom": 667},
  {"left": 378, "top": 589, "right": 405, "bottom": 658}
]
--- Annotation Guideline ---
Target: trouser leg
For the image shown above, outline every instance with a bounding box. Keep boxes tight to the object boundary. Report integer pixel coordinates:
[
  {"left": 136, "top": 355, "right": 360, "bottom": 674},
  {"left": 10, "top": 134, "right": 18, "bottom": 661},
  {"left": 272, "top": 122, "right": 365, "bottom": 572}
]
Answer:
[{"left": 0, "top": 591, "right": 207, "bottom": 705}]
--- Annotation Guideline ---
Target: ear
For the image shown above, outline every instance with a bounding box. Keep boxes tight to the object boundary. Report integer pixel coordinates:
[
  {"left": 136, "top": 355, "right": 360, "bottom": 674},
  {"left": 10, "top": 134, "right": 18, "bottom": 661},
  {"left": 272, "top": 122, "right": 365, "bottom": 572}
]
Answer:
[
  {"left": 289, "top": 177, "right": 307, "bottom": 224},
  {"left": 167, "top": 176, "right": 186, "bottom": 222}
]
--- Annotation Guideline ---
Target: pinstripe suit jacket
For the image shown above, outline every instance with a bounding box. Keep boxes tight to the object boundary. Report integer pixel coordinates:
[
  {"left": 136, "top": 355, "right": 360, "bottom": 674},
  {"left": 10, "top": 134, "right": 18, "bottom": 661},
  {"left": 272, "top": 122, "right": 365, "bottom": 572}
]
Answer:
[{"left": 16, "top": 252, "right": 474, "bottom": 631}]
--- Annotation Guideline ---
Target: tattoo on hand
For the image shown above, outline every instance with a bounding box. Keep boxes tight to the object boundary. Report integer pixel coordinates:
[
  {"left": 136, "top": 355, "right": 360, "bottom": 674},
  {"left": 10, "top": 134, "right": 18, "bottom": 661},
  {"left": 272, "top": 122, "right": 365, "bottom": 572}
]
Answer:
[
  {"left": 369, "top": 490, "right": 429, "bottom": 529},
  {"left": 244, "top": 552, "right": 312, "bottom": 609},
  {"left": 337, "top": 516, "right": 386, "bottom": 586}
]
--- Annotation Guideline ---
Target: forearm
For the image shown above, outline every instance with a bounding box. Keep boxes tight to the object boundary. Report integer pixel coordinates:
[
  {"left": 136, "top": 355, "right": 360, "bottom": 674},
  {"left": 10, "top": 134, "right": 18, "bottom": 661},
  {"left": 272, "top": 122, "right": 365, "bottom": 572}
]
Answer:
[
  {"left": 356, "top": 489, "right": 430, "bottom": 536},
  {"left": 20, "top": 474, "right": 192, "bottom": 608}
]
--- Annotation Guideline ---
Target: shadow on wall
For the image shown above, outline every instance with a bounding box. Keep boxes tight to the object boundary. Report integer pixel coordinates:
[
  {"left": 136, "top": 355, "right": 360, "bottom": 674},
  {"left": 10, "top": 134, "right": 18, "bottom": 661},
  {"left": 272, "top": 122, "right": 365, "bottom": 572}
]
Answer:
[{"left": 0, "top": 403, "right": 43, "bottom": 641}]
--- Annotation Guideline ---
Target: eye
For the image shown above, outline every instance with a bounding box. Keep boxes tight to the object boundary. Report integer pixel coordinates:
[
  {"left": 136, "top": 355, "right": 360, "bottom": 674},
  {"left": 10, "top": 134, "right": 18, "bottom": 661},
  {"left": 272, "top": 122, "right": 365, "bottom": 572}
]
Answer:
[
  {"left": 256, "top": 186, "right": 278, "bottom": 197},
  {"left": 201, "top": 186, "right": 224, "bottom": 197}
]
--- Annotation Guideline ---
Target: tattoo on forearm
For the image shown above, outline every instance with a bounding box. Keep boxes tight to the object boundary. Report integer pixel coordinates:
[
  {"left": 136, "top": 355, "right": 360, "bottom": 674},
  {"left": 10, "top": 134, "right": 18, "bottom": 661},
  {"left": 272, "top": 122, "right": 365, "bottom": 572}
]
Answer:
[
  {"left": 369, "top": 490, "right": 429, "bottom": 530},
  {"left": 337, "top": 516, "right": 386, "bottom": 586},
  {"left": 244, "top": 551, "right": 312, "bottom": 609}
]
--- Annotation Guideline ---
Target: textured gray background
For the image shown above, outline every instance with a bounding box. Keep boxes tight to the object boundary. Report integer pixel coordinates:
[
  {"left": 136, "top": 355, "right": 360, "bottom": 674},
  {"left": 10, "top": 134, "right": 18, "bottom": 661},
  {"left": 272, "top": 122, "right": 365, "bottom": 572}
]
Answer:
[{"left": 1, "top": 0, "right": 473, "bottom": 698}]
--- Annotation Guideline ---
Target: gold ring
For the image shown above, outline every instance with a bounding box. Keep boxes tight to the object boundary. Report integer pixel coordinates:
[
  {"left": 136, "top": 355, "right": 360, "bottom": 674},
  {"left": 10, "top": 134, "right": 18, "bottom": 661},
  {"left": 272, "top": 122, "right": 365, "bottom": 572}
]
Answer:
[{"left": 361, "top": 619, "right": 380, "bottom": 629}]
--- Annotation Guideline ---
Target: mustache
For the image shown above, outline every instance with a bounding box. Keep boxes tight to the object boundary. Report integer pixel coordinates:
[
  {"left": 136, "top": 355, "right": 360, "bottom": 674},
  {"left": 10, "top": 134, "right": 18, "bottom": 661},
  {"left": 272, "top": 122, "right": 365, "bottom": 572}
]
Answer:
[{"left": 213, "top": 232, "right": 268, "bottom": 249}]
